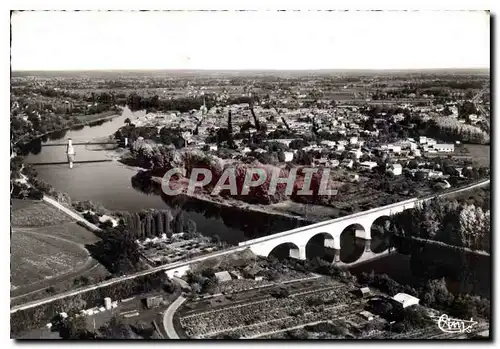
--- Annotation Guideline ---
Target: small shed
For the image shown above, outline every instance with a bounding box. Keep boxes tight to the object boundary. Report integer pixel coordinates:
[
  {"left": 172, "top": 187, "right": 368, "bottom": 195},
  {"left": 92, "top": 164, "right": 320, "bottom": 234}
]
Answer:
[
  {"left": 214, "top": 271, "right": 232, "bottom": 283},
  {"left": 359, "top": 311, "right": 374, "bottom": 321},
  {"left": 392, "top": 293, "right": 420, "bottom": 308},
  {"left": 145, "top": 295, "right": 163, "bottom": 309},
  {"left": 229, "top": 270, "right": 243, "bottom": 280},
  {"left": 357, "top": 287, "right": 371, "bottom": 298}
]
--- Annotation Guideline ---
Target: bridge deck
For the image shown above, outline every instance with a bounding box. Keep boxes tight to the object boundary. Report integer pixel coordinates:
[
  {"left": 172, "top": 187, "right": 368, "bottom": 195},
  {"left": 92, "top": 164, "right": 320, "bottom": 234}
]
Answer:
[
  {"left": 43, "top": 142, "right": 118, "bottom": 147},
  {"left": 30, "top": 159, "right": 113, "bottom": 165}
]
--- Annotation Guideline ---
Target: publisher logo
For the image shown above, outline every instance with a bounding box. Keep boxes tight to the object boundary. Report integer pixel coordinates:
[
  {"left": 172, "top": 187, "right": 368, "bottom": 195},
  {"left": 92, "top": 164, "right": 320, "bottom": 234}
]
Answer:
[{"left": 431, "top": 314, "right": 478, "bottom": 334}]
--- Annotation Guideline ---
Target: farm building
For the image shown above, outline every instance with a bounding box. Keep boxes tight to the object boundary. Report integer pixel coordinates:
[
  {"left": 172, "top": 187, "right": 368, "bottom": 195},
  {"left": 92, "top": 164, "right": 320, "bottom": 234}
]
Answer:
[
  {"left": 229, "top": 270, "right": 243, "bottom": 279},
  {"left": 392, "top": 293, "right": 420, "bottom": 308},
  {"left": 359, "top": 311, "right": 374, "bottom": 321},
  {"left": 434, "top": 144, "right": 455, "bottom": 153},
  {"left": 214, "top": 271, "right": 232, "bottom": 283},
  {"left": 387, "top": 164, "right": 403, "bottom": 176},
  {"left": 145, "top": 295, "right": 164, "bottom": 309},
  {"left": 357, "top": 287, "right": 371, "bottom": 298}
]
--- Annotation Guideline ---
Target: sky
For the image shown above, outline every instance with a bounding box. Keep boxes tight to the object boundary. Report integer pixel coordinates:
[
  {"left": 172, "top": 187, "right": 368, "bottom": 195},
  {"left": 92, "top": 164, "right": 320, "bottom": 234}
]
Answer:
[{"left": 11, "top": 10, "right": 490, "bottom": 71}]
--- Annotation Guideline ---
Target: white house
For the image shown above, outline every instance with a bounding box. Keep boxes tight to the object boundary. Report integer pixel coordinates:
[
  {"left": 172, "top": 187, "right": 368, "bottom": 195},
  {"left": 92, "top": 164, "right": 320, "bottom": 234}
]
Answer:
[
  {"left": 468, "top": 114, "right": 479, "bottom": 122},
  {"left": 359, "top": 311, "right": 375, "bottom": 321},
  {"left": 434, "top": 144, "right": 455, "bottom": 153},
  {"left": 387, "top": 164, "right": 403, "bottom": 176},
  {"left": 329, "top": 159, "right": 340, "bottom": 167},
  {"left": 349, "top": 148, "right": 363, "bottom": 159},
  {"left": 341, "top": 159, "right": 354, "bottom": 169},
  {"left": 283, "top": 151, "right": 294, "bottom": 162},
  {"left": 392, "top": 293, "right": 420, "bottom": 308},
  {"left": 214, "top": 271, "right": 232, "bottom": 283},
  {"left": 359, "top": 161, "right": 378, "bottom": 171},
  {"left": 388, "top": 144, "right": 402, "bottom": 154},
  {"left": 320, "top": 140, "right": 336, "bottom": 148},
  {"left": 426, "top": 138, "right": 437, "bottom": 146},
  {"left": 419, "top": 136, "right": 427, "bottom": 144},
  {"left": 350, "top": 136, "right": 358, "bottom": 145},
  {"left": 349, "top": 174, "right": 360, "bottom": 182}
]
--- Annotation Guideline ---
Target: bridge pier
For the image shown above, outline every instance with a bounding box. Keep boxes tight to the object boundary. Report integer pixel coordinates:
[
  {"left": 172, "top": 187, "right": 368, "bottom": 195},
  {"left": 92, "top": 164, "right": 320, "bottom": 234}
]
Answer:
[
  {"left": 362, "top": 238, "right": 371, "bottom": 252},
  {"left": 66, "top": 138, "right": 75, "bottom": 169},
  {"left": 324, "top": 237, "right": 340, "bottom": 250},
  {"left": 289, "top": 245, "right": 306, "bottom": 260},
  {"left": 332, "top": 249, "right": 341, "bottom": 263}
]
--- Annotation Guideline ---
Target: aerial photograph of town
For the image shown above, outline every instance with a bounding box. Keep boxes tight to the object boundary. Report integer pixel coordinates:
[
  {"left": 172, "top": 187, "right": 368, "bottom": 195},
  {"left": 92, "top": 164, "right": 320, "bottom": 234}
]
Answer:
[{"left": 9, "top": 9, "right": 491, "bottom": 340}]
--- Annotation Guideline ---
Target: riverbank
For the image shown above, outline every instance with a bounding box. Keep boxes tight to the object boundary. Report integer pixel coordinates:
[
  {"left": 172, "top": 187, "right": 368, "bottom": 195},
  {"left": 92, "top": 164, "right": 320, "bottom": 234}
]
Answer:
[
  {"left": 14, "top": 108, "right": 122, "bottom": 149},
  {"left": 149, "top": 176, "right": 316, "bottom": 224}
]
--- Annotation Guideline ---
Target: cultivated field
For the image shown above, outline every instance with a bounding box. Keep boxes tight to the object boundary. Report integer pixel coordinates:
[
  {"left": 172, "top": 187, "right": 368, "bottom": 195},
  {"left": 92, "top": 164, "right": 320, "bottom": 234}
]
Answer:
[
  {"left": 463, "top": 144, "right": 490, "bottom": 167},
  {"left": 11, "top": 199, "right": 74, "bottom": 227},
  {"left": 176, "top": 277, "right": 367, "bottom": 339},
  {"left": 10, "top": 199, "right": 108, "bottom": 302},
  {"left": 11, "top": 229, "right": 89, "bottom": 289}
]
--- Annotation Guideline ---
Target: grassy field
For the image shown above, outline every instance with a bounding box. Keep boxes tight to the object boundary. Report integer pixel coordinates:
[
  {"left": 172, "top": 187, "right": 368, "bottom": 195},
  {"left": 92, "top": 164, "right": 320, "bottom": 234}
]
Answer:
[
  {"left": 10, "top": 199, "right": 108, "bottom": 300},
  {"left": 11, "top": 199, "right": 74, "bottom": 227},
  {"left": 11, "top": 229, "right": 89, "bottom": 289},
  {"left": 462, "top": 144, "right": 490, "bottom": 167}
]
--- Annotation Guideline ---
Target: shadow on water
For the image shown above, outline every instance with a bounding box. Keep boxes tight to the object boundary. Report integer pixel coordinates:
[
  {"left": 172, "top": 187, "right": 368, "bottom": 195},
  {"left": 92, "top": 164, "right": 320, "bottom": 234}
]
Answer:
[
  {"left": 349, "top": 241, "right": 491, "bottom": 299},
  {"left": 305, "top": 234, "right": 336, "bottom": 263},
  {"left": 48, "top": 129, "right": 68, "bottom": 141},
  {"left": 339, "top": 230, "right": 365, "bottom": 263}
]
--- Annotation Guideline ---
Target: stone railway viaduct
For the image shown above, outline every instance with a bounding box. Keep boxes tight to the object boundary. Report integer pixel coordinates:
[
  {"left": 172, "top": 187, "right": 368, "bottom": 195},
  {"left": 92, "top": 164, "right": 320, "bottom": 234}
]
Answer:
[{"left": 237, "top": 179, "right": 489, "bottom": 265}]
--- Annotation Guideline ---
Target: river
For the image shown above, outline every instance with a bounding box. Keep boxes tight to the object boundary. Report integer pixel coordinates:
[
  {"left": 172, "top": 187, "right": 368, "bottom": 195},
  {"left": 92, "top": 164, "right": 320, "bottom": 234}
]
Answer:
[
  {"left": 20, "top": 108, "right": 490, "bottom": 298},
  {"left": 21, "top": 107, "right": 301, "bottom": 245}
]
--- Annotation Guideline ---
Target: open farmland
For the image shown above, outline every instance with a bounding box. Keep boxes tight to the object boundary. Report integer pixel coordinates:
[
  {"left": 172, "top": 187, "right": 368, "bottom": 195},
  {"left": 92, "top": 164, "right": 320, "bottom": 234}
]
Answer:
[
  {"left": 10, "top": 199, "right": 108, "bottom": 302},
  {"left": 463, "top": 144, "right": 490, "bottom": 167},
  {"left": 11, "top": 199, "right": 74, "bottom": 227},
  {"left": 176, "top": 277, "right": 366, "bottom": 339},
  {"left": 11, "top": 228, "right": 89, "bottom": 289}
]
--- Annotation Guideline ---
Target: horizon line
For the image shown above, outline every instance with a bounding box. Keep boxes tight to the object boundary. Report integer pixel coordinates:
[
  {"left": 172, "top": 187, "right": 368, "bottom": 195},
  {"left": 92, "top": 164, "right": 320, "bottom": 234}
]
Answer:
[{"left": 11, "top": 67, "right": 490, "bottom": 73}]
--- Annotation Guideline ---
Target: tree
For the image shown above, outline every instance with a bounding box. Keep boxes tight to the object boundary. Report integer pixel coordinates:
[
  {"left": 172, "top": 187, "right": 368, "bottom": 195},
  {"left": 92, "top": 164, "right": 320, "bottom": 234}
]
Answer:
[
  {"left": 60, "top": 317, "right": 96, "bottom": 339},
  {"left": 173, "top": 211, "right": 185, "bottom": 234},
  {"left": 277, "top": 150, "right": 286, "bottom": 162},
  {"left": 459, "top": 204, "right": 488, "bottom": 250},
  {"left": 99, "top": 316, "right": 131, "bottom": 339},
  {"left": 186, "top": 219, "right": 197, "bottom": 235},
  {"left": 124, "top": 117, "right": 131, "bottom": 125},
  {"left": 211, "top": 234, "right": 221, "bottom": 245}
]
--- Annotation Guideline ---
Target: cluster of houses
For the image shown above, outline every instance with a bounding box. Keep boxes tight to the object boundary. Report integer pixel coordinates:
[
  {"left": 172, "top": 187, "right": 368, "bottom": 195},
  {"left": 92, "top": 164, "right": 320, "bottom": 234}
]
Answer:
[{"left": 134, "top": 103, "right": 465, "bottom": 188}]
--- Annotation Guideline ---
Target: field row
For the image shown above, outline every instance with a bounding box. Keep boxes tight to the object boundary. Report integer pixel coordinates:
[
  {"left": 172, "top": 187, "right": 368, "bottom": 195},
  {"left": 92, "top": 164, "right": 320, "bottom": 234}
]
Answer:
[
  {"left": 180, "top": 283, "right": 354, "bottom": 338},
  {"left": 11, "top": 200, "right": 74, "bottom": 227}
]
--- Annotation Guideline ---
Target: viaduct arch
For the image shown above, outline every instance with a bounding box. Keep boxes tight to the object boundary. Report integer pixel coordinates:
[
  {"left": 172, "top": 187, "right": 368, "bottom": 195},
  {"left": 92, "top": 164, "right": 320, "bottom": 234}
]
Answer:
[{"left": 239, "top": 198, "right": 418, "bottom": 265}]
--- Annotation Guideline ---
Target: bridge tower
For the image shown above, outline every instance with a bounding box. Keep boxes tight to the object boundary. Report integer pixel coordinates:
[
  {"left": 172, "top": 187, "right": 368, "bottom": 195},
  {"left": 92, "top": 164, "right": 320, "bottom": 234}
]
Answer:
[{"left": 66, "top": 138, "right": 75, "bottom": 169}]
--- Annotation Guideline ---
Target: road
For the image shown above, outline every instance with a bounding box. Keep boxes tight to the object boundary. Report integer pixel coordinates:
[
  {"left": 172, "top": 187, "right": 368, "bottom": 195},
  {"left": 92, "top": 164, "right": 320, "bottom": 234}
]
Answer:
[
  {"left": 10, "top": 245, "right": 250, "bottom": 313},
  {"left": 11, "top": 179, "right": 489, "bottom": 313},
  {"left": 42, "top": 196, "right": 102, "bottom": 232},
  {"left": 163, "top": 295, "right": 186, "bottom": 339}
]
